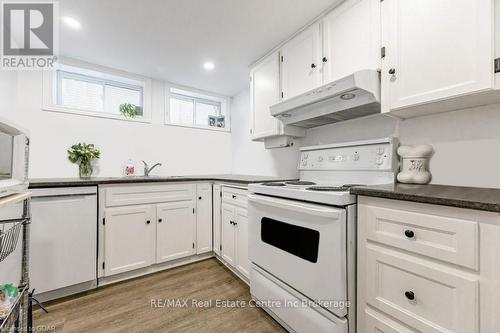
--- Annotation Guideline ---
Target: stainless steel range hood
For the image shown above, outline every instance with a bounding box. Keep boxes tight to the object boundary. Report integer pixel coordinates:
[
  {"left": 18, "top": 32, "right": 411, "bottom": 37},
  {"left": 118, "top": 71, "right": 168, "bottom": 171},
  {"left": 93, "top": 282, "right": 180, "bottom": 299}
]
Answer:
[{"left": 270, "top": 70, "right": 381, "bottom": 128}]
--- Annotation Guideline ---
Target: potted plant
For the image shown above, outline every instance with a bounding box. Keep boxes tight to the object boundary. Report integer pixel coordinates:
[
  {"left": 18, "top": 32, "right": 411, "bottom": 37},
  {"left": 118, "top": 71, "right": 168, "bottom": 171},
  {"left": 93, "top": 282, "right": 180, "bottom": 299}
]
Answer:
[
  {"left": 119, "top": 103, "right": 139, "bottom": 118},
  {"left": 68, "top": 143, "right": 101, "bottom": 178}
]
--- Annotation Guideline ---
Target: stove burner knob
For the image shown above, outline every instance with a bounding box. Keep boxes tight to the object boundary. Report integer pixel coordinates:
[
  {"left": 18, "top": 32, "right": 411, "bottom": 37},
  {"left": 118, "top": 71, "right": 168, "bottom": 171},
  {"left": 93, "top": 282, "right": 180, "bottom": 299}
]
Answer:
[
  {"left": 353, "top": 153, "right": 360, "bottom": 161},
  {"left": 376, "top": 147, "right": 385, "bottom": 155}
]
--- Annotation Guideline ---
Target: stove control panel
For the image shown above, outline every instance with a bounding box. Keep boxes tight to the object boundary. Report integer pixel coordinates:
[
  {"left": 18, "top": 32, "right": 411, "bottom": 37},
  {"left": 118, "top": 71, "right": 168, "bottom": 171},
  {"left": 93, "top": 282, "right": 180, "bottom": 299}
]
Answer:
[{"left": 299, "top": 141, "right": 395, "bottom": 171}]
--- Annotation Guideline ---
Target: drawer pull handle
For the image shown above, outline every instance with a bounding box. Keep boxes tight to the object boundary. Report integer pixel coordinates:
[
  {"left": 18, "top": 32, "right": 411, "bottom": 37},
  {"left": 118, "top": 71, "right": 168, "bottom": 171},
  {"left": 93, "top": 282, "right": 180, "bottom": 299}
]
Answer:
[
  {"left": 405, "top": 291, "right": 415, "bottom": 301},
  {"left": 404, "top": 230, "right": 415, "bottom": 239},
  {"left": 232, "top": 195, "right": 237, "bottom": 199},
  {"left": 146, "top": 220, "right": 151, "bottom": 225}
]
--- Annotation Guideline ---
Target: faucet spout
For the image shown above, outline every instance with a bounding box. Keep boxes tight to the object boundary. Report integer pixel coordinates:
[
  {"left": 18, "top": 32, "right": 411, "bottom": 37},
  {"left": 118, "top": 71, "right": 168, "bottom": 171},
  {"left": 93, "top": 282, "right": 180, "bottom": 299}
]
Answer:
[{"left": 142, "top": 161, "right": 163, "bottom": 176}]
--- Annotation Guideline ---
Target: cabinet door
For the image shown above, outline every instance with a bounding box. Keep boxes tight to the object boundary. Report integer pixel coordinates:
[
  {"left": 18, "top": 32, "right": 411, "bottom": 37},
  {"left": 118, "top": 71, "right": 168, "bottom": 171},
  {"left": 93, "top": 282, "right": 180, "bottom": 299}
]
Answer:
[
  {"left": 235, "top": 207, "right": 250, "bottom": 279},
  {"left": 213, "top": 184, "right": 222, "bottom": 255},
  {"left": 322, "top": 0, "right": 380, "bottom": 83},
  {"left": 251, "top": 52, "right": 282, "bottom": 140},
  {"left": 221, "top": 204, "right": 236, "bottom": 266},
  {"left": 157, "top": 201, "right": 196, "bottom": 263},
  {"left": 196, "top": 183, "right": 212, "bottom": 254},
  {"left": 281, "top": 23, "right": 322, "bottom": 99},
  {"left": 104, "top": 205, "right": 155, "bottom": 276},
  {"left": 381, "top": 0, "right": 493, "bottom": 112}
]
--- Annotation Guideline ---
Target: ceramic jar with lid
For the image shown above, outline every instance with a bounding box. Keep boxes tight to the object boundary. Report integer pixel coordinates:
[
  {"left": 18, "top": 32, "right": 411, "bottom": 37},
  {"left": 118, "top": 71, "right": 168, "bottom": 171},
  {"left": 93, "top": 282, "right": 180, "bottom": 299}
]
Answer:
[{"left": 397, "top": 144, "right": 434, "bottom": 184}]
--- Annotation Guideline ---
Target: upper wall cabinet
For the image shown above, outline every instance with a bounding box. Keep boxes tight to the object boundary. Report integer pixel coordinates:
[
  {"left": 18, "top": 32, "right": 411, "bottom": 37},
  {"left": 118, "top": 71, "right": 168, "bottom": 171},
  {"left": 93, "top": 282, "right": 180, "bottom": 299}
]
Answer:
[
  {"left": 250, "top": 52, "right": 306, "bottom": 144},
  {"left": 281, "top": 23, "right": 323, "bottom": 100},
  {"left": 322, "top": 0, "right": 380, "bottom": 83},
  {"left": 381, "top": 0, "right": 500, "bottom": 117}
]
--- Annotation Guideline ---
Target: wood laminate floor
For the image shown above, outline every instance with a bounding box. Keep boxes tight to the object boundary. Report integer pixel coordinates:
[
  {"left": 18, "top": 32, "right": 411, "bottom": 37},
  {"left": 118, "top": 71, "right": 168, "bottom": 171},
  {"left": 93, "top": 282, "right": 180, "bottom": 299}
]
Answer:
[{"left": 33, "top": 258, "right": 286, "bottom": 333}]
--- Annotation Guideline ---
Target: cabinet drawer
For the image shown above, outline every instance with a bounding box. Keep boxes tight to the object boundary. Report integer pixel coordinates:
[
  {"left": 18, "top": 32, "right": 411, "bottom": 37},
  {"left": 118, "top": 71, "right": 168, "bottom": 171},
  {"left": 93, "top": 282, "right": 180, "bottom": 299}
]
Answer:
[
  {"left": 105, "top": 183, "right": 195, "bottom": 207},
  {"left": 365, "top": 245, "right": 479, "bottom": 333},
  {"left": 361, "top": 202, "right": 478, "bottom": 269},
  {"left": 364, "top": 307, "right": 416, "bottom": 333},
  {"left": 222, "top": 187, "right": 248, "bottom": 207}
]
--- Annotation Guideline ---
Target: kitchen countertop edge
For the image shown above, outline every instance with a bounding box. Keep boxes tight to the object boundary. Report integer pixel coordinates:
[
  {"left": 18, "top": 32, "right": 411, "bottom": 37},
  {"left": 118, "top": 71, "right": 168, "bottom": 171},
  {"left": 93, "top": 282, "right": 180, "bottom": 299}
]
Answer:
[
  {"left": 350, "top": 183, "right": 500, "bottom": 213},
  {"left": 28, "top": 175, "right": 297, "bottom": 189}
]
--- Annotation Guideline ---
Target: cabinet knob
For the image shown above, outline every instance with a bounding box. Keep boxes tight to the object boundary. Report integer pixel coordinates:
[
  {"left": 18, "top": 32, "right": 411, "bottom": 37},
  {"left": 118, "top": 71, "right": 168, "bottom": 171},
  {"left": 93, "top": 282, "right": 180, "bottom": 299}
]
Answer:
[
  {"left": 311, "top": 63, "right": 317, "bottom": 69},
  {"left": 158, "top": 218, "right": 162, "bottom": 223},
  {"left": 405, "top": 291, "right": 415, "bottom": 301},
  {"left": 146, "top": 220, "right": 151, "bottom": 224},
  {"left": 198, "top": 196, "right": 202, "bottom": 200},
  {"left": 404, "top": 229, "right": 415, "bottom": 239},
  {"left": 322, "top": 57, "right": 328, "bottom": 63},
  {"left": 388, "top": 68, "right": 396, "bottom": 75},
  {"left": 230, "top": 221, "right": 234, "bottom": 225},
  {"left": 232, "top": 195, "right": 236, "bottom": 199}
]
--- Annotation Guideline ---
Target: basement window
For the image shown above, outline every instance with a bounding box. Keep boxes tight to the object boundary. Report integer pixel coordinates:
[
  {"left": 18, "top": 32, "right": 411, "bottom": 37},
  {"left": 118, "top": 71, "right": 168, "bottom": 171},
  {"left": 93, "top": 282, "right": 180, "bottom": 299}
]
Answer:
[
  {"left": 43, "top": 63, "right": 151, "bottom": 122},
  {"left": 167, "top": 87, "right": 229, "bottom": 131}
]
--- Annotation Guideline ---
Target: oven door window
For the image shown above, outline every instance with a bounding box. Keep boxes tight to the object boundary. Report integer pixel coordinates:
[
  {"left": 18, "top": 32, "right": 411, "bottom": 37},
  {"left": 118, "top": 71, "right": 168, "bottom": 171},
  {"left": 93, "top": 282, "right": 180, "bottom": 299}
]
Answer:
[{"left": 261, "top": 217, "right": 320, "bottom": 263}]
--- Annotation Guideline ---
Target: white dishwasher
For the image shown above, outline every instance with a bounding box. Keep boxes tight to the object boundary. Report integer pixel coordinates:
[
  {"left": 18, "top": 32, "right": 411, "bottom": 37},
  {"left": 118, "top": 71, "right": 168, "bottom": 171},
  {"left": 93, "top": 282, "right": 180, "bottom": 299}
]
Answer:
[{"left": 30, "top": 186, "right": 98, "bottom": 300}]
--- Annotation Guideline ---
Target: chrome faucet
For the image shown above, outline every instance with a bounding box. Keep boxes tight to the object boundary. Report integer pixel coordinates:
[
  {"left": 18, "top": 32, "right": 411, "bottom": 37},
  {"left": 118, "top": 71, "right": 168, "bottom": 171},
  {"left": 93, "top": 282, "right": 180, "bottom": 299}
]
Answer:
[{"left": 142, "top": 160, "right": 162, "bottom": 176}]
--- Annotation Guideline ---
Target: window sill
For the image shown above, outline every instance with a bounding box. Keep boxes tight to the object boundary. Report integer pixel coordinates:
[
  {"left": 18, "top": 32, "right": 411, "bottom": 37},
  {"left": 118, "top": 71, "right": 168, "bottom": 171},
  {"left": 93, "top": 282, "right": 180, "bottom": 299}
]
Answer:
[
  {"left": 164, "top": 122, "right": 231, "bottom": 133},
  {"left": 42, "top": 104, "right": 152, "bottom": 124}
]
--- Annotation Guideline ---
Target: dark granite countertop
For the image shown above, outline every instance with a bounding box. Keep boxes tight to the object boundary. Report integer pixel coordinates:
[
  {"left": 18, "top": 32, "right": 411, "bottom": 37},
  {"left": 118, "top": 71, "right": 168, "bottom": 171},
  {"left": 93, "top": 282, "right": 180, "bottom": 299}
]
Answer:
[
  {"left": 351, "top": 183, "right": 500, "bottom": 213},
  {"left": 29, "top": 174, "right": 297, "bottom": 189}
]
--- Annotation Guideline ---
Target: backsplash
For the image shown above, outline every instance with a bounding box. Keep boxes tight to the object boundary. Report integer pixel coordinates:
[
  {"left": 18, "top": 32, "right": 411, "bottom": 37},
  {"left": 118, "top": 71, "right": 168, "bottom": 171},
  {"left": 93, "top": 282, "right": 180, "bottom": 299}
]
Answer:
[{"left": 232, "top": 88, "right": 500, "bottom": 189}]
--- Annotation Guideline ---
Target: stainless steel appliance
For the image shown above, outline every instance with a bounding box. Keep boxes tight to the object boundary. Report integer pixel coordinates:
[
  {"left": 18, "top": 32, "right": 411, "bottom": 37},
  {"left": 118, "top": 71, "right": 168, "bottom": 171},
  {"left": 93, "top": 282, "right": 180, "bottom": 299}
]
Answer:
[
  {"left": 248, "top": 137, "right": 398, "bottom": 333},
  {"left": 0, "top": 117, "right": 30, "bottom": 197}
]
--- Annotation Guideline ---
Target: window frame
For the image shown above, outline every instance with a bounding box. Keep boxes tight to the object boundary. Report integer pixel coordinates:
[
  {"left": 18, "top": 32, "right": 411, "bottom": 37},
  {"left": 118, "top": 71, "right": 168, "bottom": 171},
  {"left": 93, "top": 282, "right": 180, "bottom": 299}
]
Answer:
[
  {"left": 165, "top": 85, "right": 230, "bottom": 132},
  {"left": 43, "top": 59, "right": 152, "bottom": 123}
]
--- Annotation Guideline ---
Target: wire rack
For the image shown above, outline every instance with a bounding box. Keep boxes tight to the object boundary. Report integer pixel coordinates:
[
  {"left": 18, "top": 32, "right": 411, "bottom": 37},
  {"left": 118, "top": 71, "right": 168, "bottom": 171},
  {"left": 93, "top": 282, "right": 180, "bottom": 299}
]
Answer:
[{"left": 0, "top": 220, "right": 23, "bottom": 262}]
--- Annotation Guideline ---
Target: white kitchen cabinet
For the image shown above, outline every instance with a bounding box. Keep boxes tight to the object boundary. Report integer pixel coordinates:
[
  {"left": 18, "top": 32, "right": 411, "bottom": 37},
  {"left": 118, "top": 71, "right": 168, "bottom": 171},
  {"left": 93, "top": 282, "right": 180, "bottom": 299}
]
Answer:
[
  {"left": 104, "top": 205, "right": 155, "bottom": 276},
  {"left": 281, "top": 23, "right": 322, "bottom": 100},
  {"left": 235, "top": 207, "right": 250, "bottom": 278},
  {"left": 156, "top": 200, "right": 196, "bottom": 263},
  {"left": 357, "top": 196, "right": 500, "bottom": 333},
  {"left": 322, "top": 0, "right": 380, "bottom": 83},
  {"left": 381, "top": 0, "right": 498, "bottom": 116},
  {"left": 250, "top": 52, "right": 306, "bottom": 144},
  {"left": 196, "top": 183, "right": 212, "bottom": 254},
  {"left": 220, "top": 186, "right": 250, "bottom": 280},
  {"left": 213, "top": 184, "right": 222, "bottom": 255},
  {"left": 251, "top": 51, "right": 281, "bottom": 140},
  {"left": 221, "top": 203, "right": 236, "bottom": 266}
]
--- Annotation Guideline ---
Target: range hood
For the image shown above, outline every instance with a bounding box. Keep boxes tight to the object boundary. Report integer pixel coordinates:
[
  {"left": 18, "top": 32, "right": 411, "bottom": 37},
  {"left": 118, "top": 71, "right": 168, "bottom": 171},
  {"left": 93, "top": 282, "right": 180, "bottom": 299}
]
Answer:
[{"left": 270, "top": 70, "right": 381, "bottom": 128}]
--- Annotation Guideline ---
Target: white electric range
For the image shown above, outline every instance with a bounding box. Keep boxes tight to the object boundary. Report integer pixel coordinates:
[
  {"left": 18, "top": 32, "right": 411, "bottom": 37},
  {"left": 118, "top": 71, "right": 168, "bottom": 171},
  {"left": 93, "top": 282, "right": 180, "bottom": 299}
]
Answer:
[{"left": 248, "top": 137, "right": 398, "bottom": 333}]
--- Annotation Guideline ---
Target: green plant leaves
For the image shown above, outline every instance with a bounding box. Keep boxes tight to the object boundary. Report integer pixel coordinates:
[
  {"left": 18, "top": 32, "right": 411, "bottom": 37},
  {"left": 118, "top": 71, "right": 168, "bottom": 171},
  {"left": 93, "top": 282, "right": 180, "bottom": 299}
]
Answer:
[
  {"left": 67, "top": 143, "right": 101, "bottom": 165},
  {"left": 119, "top": 103, "right": 139, "bottom": 118}
]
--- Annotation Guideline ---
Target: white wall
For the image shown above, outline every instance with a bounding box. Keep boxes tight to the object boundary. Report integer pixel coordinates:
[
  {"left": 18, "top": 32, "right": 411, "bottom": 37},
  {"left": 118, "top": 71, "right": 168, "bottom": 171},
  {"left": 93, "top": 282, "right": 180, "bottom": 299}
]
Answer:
[
  {"left": 0, "top": 70, "right": 232, "bottom": 178},
  {"left": 231, "top": 89, "right": 300, "bottom": 178},
  {"left": 231, "top": 88, "right": 500, "bottom": 188},
  {"left": 303, "top": 104, "right": 500, "bottom": 188}
]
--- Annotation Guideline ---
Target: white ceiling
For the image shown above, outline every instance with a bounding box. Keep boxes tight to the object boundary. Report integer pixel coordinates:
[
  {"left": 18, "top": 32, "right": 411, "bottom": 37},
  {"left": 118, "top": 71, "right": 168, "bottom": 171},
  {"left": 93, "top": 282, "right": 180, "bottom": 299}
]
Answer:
[{"left": 59, "top": 0, "right": 337, "bottom": 97}]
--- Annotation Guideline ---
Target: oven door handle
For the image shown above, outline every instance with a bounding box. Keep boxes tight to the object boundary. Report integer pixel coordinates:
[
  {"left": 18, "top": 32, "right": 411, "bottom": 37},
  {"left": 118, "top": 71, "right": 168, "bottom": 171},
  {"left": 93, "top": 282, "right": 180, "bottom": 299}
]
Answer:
[{"left": 248, "top": 194, "right": 342, "bottom": 219}]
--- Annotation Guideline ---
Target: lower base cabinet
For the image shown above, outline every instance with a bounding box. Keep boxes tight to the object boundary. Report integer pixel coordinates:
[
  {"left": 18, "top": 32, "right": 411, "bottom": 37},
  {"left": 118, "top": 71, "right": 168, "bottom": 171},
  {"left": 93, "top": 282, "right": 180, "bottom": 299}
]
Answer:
[
  {"left": 357, "top": 196, "right": 500, "bottom": 333},
  {"left": 101, "top": 183, "right": 212, "bottom": 277},
  {"left": 220, "top": 186, "right": 250, "bottom": 280},
  {"left": 156, "top": 201, "right": 196, "bottom": 263},
  {"left": 104, "top": 205, "right": 155, "bottom": 276}
]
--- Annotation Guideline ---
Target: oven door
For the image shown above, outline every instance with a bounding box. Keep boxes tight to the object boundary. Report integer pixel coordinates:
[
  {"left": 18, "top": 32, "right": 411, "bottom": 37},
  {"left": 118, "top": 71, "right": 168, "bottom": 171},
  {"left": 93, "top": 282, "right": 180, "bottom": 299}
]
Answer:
[{"left": 248, "top": 194, "right": 347, "bottom": 317}]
